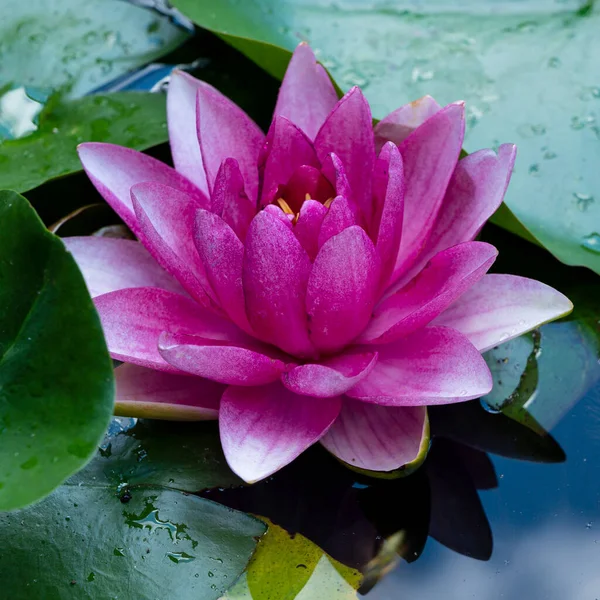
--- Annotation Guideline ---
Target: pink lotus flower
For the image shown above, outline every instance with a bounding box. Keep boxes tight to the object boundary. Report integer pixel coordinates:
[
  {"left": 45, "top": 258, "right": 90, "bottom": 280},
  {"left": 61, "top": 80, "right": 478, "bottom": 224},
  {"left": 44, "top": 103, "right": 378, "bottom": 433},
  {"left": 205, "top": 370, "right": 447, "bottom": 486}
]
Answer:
[{"left": 66, "top": 43, "right": 572, "bottom": 483}]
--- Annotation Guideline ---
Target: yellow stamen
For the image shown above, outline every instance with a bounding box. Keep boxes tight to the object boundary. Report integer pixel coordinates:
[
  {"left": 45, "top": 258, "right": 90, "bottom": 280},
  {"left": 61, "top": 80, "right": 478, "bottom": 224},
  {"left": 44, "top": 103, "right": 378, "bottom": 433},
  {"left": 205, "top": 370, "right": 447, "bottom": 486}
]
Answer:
[
  {"left": 276, "top": 198, "right": 294, "bottom": 215},
  {"left": 305, "top": 193, "right": 311, "bottom": 201},
  {"left": 323, "top": 197, "right": 335, "bottom": 209}
]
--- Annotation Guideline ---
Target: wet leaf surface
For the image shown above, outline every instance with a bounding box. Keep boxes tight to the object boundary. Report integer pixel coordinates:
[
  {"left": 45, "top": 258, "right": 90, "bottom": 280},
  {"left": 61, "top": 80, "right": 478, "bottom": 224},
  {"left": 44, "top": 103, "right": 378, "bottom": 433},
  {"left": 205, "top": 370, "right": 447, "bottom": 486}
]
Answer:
[
  {"left": 0, "top": 92, "right": 169, "bottom": 193},
  {"left": 0, "top": 191, "right": 114, "bottom": 511},
  {"left": 0, "top": 417, "right": 265, "bottom": 599},
  {"left": 172, "top": 0, "right": 600, "bottom": 274},
  {"left": 0, "top": 0, "right": 189, "bottom": 102}
]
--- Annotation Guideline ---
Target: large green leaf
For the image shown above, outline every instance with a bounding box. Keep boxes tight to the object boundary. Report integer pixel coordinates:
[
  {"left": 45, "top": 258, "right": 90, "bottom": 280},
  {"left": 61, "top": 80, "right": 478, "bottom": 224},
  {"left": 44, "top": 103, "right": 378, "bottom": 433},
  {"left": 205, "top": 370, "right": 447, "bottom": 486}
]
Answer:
[
  {"left": 0, "top": 91, "right": 168, "bottom": 193},
  {"left": 0, "top": 418, "right": 265, "bottom": 600},
  {"left": 171, "top": 0, "right": 600, "bottom": 274},
  {"left": 0, "top": 0, "right": 189, "bottom": 101},
  {"left": 0, "top": 190, "right": 114, "bottom": 511}
]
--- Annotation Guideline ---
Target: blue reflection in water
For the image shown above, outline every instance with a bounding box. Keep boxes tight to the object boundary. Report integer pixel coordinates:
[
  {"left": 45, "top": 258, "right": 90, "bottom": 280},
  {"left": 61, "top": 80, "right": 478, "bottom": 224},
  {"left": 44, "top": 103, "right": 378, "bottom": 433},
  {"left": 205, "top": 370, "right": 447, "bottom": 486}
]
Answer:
[{"left": 371, "top": 378, "right": 600, "bottom": 599}]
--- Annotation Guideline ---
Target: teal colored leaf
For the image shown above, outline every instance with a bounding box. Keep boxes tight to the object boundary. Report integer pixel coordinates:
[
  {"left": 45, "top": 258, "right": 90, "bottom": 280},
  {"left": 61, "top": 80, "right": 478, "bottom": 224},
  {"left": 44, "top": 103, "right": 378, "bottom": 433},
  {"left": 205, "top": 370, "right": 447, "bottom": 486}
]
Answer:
[
  {"left": 0, "top": 419, "right": 265, "bottom": 599},
  {"left": 0, "top": 190, "right": 114, "bottom": 511},
  {"left": 171, "top": 0, "right": 600, "bottom": 274},
  {"left": 0, "top": 0, "right": 189, "bottom": 102},
  {"left": 0, "top": 92, "right": 169, "bottom": 193}
]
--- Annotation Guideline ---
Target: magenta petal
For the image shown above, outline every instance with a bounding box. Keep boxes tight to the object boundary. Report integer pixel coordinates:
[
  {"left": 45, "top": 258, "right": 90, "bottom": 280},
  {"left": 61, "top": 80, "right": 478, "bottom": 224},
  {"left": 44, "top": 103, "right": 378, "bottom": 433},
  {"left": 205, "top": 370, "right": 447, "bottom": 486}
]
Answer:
[
  {"left": 63, "top": 236, "right": 183, "bottom": 297},
  {"left": 398, "top": 144, "right": 517, "bottom": 287},
  {"left": 314, "top": 87, "right": 375, "bottom": 222},
  {"left": 274, "top": 43, "right": 339, "bottom": 140},
  {"left": 282, "top": 351, "right": 378, "bottom": 398},
  {"left": 347, "top": 327, "right": 493, "bottom": 405},
  {"left": 433, "top": 274, "right": 573, "bottom": 352},
  {"left": 307, "top": 226, "right": 381, "bottom": 353},
  {"left": 212, "top": 158, "right": 256, "bottom": 242},
  {"left": 167, "top": 70, "right": 210, "bottom": 195},
  {"left": 260, "top": 116, "right": 319, "bottom": 207},
  {"left": 372, "top": 142, "right": 405, "bottom": 286},
  {"left": 294, "top": 200, "right": 328, "bottom": 260},
  {"left": 114, "top": 363, "right": 222, "bottom": 420},
  {"left": 393, "top": 102, "right": 466, "bottom": 280},
  {"left": 320, "top": 152, "right": 352, "bottom": 201},
  {"left": 131, "top": 182, "right": 215, "bottom": 307},
  {"left": 94, "top": 287, "right": 244, "bottom": 372},
  {"left": 374, "top": 95, "right": 442, "bottom": 152},
  {"left": 77, "top": 143, "right": 206, "bottom": 237},
  {"left": 194, "top": 209, "right": 250, "bottom": 332},
  {"left": 196, "top": 83, "right": 264, "bottom": 202},
  {"left": 219, "top": 382, "right": 341, "bottom": 482},
  {"left": 321, "top": 401, "right": 427, "bottom": 471},
  {"left": 158, "top": 333, "right": 288, "bottom": 386},
  {"left": 361, "top": 241, "right": 498, "bottom": 344},
  {"left": 243, "top": 210, "right": 315, "bottom": 357},
  {"left": 318, "top": 195, "right": 357, "bottom": 249}
]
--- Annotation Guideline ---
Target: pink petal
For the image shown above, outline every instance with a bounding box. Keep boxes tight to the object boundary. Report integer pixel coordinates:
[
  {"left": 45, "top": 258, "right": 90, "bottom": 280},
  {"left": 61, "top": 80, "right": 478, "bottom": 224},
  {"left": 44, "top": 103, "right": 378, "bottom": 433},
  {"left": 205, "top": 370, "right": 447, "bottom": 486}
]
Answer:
[
  {"left": 194, "top": 209, "right": 250, "bottom": 332},
  {"left": 361, "top": 241, "right": 498, "bottom": 344},
  {"left": 294, "top": 200, "right": 328, "bottom": 260},
  {"left": 396, "top": 144, "right": 517, "bottom": 288},
  {"left": 243, "top": 210, "right": 315, "bottom": 358},
  {"left": 94, "top": 287, "right": 244, "bottom": 372},
  {"left": 63, "top": 236, "right": 182, "bottom": 297},
  {"left": 374, "top": 95, "right": 442, "bottom": 152},
  {"left": 158, "top": 333, "right": 289, "bottom": 386},
  {"left": 274, "top": 42, "right": 339, "bottom": 140},
  {"left": 166, "top": 70, "right": 210, "bottom": 195},
  {"left": 314, "top": 87, "right": 375, "bottom": 222},
  {"left": 196, "top": 82, "right": 265, "bottom": 202},
  {"left": 211, "top": 158, "right": 256, "bottom": 242},
  {"left": 282, "top": 350, "right": 378, "bottom": 398},
  {"left": 219, "top": 382, "right": 341, "bottom": 482},
  {"left": 77, "top": 143, "right": 206, "bottom": 237},
  {"left": 321, "top": 401, "right": 427, "bottom": 472},
  {"left": 320, "top": 152, "right": 352, "bottom": 201},
  {"left": 393, "top": 102, "right": 466, "bottom": 280},
  {"left": 114, "top": 363, "right": 222, "bottom": 420},
  {"left": 318, "top": 195, "right": 357, "bottom": 249},
  {"left": 432, "top": 274, "right": 573, "bottom": 352},
  {"left": 372, "top": 142, "right": 405, "bottom": 286},
  {"left": 307, "top": 226, "right": 381, "bottom": 353},
  {"left": 259, "top": 116, "right": 319, "bottom": 207},
  {"left": 347, "top": 327, "right": 493, "bottom": 405},
  {"left": 131, "top": 182, "right": 215, "bottom": 307}
]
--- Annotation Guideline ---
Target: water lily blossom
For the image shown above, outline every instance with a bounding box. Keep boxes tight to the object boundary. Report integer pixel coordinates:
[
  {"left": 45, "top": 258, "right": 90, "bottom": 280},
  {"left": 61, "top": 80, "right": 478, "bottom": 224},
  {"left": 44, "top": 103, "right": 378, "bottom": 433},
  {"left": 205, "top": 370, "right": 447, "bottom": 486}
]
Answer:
[{"left": 66, "top": 43, "right": 572, "bottom": 483}]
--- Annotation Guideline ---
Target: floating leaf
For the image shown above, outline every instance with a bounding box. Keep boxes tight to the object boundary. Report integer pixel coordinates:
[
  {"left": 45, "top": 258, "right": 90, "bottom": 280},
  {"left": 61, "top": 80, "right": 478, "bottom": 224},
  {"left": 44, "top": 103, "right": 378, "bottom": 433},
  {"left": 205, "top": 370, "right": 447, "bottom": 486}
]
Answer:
[
  {"left": 72, "top": 418, "right": 243, "bottom": 492},
  {"left": 0, "top": 417, "right": 265, "bottom": 599},
  {"left": 222, "top": 522, "right": 360, "bottom": 599},
  {"left": 0, "top": 0, "right": 189, "bottom": 102},
  {"left": 172, "top": 0, "right": 600, "bottom": 274},
  {"left": 0, "top": 92, "right": 169, "bottom": 193},
  {"left": 0, "top": 190, "right": 114, "bottom": 510}
]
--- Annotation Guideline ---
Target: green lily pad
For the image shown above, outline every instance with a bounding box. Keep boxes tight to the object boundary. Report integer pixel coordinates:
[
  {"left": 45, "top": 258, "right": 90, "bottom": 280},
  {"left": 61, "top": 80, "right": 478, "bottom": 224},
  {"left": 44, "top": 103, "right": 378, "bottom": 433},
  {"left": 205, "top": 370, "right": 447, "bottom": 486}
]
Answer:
[
  {"left": 72, "top": 418, "right": 244, "bottom": 492},
  {"left": 171, "top": 0, "right": 600, "bottom": 274},
  {"left": 0, "top": 0, "right": 189, "bottom": 102},
  {"left": 0, "top": 190, "right": 114, "bottom": 511},
  {"left": 0, "top": 418, "right": 265, "bottom": 600},
  {"left": 222, "top": 522, "right": 360, "bottom": 599},
  {"left": 0, "top": 91, "right": 169, "bottom": 193}
]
